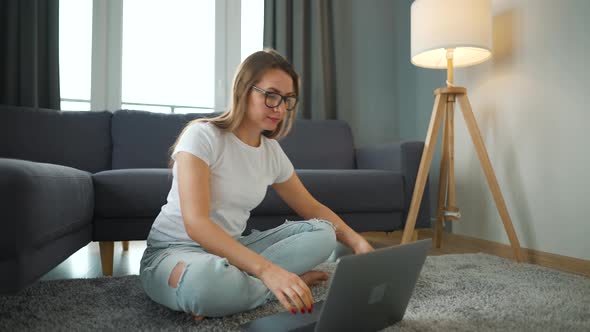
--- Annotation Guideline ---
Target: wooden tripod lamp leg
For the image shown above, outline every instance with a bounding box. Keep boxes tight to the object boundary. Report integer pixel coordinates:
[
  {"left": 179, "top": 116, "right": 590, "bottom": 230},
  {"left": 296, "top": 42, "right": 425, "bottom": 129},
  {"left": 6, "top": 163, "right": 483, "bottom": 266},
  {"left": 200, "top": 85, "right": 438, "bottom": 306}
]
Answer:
[
  {"left": 457, "top": 95, "right": 524, "bottom": 262},
  {"left": 402, "top": 94, "right": 446, "bottom": 244},
  {"left": 435, "top": 102, "right": 450, "bottom": 248},
  {"left": 446, "top": 97, "right": 460, "bottom": 221}
]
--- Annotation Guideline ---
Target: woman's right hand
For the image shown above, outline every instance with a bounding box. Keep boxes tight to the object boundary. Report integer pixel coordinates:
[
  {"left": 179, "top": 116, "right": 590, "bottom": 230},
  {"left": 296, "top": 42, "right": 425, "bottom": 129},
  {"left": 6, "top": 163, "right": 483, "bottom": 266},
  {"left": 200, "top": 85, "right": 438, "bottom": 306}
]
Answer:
[{"left": 258, "top": 264, "right": 314, "bottom": 314}]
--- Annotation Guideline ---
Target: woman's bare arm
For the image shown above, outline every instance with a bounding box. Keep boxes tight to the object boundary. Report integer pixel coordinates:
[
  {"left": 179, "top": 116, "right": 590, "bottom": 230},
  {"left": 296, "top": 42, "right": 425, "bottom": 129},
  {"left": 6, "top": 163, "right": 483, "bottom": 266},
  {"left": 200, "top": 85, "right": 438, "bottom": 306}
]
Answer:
[
  {"left": 176, "top": 151, "right": 268, "bottom": 275},
  {"left": 272, "top": 172, "right": 374, "bottom": 254}
]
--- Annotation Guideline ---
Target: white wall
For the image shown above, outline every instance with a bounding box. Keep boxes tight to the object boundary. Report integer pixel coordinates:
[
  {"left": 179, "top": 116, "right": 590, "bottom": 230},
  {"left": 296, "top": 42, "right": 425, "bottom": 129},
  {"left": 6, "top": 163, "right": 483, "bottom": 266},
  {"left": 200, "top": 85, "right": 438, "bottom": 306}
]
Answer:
[{"left": 452, "top": 0, "right": 590, "bottom": 260}]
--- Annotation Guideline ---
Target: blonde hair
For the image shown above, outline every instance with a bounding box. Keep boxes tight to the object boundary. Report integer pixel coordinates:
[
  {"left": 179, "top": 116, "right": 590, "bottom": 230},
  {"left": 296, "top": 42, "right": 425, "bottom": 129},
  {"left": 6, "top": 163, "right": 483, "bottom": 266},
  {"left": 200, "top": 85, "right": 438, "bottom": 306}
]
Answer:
[{"left": 168, "top": 49, "right": 300, "bottom": 167}]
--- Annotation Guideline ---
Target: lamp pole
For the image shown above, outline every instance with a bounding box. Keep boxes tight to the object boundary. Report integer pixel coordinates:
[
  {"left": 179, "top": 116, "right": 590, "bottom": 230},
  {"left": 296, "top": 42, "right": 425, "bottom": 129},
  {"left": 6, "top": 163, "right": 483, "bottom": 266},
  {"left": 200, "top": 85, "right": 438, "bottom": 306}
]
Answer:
[{"left": 446, "top": 48, "right": 454, "bottom": 86}]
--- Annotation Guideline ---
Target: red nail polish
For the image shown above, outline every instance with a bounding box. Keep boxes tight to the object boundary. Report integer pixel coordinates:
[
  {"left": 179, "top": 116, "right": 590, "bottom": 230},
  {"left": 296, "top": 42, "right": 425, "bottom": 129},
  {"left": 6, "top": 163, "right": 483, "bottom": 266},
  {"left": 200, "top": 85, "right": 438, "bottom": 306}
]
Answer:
[
  {"left": 301, "top": 308, "right": 305, "bottom": 314},
  {"left": 308, "top": 308, "right": 312, "bottom": 314},
  {"left": 291, "top": 309, "right": 297, "bottom": 314}
]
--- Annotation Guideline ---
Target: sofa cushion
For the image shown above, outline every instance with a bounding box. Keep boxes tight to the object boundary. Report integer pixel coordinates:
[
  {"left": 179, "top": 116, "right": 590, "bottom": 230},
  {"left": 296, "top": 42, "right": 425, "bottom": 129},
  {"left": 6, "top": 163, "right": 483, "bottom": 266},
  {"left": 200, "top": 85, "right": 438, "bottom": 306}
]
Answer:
[
  {"left": 0, "top": 105, "right": 112, "bottom": 173},
  {"left": 246, "top": 212, "right": 404, "bottom": 234},
  {"left": 111, "top": 110, "right": 220, "bottom": 169},
  {"left": 253, "top": 169, "right": 405, "bottom": 215},
  {"left": 93, "top": 169, "right": 172, "bottom": 218},
  {"left": 279, "top": 120, "right": 356, "bottom": 169},
  {"left": 93, "top": 168, "right": 404, "bottom": 219}
]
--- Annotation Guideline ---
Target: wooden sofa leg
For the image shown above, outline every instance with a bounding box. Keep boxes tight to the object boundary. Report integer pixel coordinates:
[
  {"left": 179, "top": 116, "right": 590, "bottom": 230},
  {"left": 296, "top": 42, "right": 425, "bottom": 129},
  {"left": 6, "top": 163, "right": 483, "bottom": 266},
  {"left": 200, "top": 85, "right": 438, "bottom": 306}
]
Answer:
[
  {"left": 99, "top": 241, "right": 114, "bottom": 276},
  {"left": 122, "top": 241, "right": 129, "bottom": 251}
]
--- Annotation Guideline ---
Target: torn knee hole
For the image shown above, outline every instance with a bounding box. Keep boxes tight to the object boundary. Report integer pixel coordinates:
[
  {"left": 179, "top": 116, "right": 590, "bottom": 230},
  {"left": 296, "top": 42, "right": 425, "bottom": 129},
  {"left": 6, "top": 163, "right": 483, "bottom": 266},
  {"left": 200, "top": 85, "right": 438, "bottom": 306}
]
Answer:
[{"left": 168, "top": 261, "right": 186, "bottom": 288}]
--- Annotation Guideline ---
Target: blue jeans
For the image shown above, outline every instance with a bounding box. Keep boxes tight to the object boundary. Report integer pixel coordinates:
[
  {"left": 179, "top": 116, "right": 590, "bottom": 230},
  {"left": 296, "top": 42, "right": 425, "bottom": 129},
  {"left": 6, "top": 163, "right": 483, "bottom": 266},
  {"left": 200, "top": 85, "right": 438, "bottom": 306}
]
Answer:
[{"left": 139, "top": 218, "right": 338, "bottom": 317}]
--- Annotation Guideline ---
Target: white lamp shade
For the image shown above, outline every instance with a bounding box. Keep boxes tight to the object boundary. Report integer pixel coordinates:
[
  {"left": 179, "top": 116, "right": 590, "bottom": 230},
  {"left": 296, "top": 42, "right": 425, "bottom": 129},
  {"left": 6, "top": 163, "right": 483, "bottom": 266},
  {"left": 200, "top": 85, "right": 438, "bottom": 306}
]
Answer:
[{"left": 411, "top": 0, "right": 492, "bottom": 69}]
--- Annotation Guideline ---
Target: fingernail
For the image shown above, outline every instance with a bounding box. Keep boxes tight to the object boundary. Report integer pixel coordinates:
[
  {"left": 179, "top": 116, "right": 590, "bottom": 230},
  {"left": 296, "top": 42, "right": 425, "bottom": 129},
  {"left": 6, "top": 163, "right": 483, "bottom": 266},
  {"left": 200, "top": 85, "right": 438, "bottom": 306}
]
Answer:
[
  {"left": 308, "top": 308, "right": 312, "bottom": 314},
  {"left": 291, "top": 309, "right": 297, "bottom": 314},
  {"left": 301, "top": 308, "right": 305, "bottom": 314}
]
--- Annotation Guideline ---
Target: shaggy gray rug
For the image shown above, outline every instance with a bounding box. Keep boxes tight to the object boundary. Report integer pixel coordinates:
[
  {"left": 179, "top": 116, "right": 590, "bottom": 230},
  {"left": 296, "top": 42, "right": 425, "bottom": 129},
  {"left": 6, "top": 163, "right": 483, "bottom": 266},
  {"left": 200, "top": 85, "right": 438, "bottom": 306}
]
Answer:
[{"left": 1, "top": 253, "right": 589, "bottom": 331}]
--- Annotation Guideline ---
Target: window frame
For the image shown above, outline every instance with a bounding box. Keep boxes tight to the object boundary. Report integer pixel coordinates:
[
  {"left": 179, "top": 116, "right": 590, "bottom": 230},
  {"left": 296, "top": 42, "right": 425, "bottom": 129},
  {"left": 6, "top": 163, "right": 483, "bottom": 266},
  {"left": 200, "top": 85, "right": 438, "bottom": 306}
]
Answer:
[{"left": 63, "top": 0, "right": 244, "bottom": 113}]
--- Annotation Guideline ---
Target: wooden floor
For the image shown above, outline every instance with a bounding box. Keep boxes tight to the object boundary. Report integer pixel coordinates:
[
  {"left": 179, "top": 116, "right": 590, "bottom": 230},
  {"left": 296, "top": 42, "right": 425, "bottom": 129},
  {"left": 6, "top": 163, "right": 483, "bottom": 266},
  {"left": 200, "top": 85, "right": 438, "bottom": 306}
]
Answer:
[{"left": 40, "top": 230, "right": 590, "bottom": 281}]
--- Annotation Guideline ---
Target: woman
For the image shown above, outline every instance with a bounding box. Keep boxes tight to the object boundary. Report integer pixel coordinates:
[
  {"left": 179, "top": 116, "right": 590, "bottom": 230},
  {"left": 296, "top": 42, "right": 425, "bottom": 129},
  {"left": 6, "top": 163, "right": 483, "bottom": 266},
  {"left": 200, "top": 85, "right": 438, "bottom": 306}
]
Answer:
[{"left": 139, "top": 49, "right": 374, "bottom": 320}]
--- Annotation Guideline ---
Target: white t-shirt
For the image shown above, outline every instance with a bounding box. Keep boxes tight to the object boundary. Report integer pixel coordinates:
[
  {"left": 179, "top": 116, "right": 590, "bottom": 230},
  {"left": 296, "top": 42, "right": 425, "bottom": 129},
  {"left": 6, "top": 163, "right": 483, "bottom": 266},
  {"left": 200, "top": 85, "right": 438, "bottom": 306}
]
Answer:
[{"left": 149, "top": 121, "right": 294, "bottom": 243}]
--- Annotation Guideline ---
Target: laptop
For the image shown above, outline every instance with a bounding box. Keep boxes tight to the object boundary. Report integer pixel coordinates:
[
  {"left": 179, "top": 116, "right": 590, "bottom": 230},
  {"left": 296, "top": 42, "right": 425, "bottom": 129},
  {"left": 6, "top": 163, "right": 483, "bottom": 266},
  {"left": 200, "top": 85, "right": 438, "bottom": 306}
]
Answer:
[{"left": 240, "top": 238, "right": 432, "bottom": 332}]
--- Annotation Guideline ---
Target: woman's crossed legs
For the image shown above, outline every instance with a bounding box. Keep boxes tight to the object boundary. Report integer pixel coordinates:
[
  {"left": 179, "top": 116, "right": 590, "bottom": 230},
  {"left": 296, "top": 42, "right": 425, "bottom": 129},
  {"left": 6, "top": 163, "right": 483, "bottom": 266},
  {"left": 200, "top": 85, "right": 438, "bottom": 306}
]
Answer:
[{"left": 140, "top": 219, "right": 337, "bottom": 318}]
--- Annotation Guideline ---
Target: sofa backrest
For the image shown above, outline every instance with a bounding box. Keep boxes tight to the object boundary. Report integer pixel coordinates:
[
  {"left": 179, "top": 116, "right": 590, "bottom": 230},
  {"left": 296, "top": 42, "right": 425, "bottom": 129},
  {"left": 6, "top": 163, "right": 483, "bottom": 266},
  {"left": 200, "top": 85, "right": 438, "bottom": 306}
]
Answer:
[
  {"left": 0, "top": 106, "right": 357, "bottom": 172},
  {"left": 0, "top": 105, "right": 112, "bottom": 173},
  {"left": 112, "top": 110, "right": 356, "bottom": 170},
  {"left": 278, "top": 119, "right": 356, "bottom": 169},
  {"left": 111, "top": 109, "right": 216, "bottom": 169}
]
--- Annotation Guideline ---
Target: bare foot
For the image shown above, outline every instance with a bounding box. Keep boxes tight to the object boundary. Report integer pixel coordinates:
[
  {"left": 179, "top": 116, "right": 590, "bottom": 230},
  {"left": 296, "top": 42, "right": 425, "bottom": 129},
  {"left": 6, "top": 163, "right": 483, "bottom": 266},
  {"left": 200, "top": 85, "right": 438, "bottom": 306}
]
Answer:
[
  {"left": 191, "top": 313, "right": 205, "bottom": 321},
  {"left": 299, "top": 270, "right": 329, "bottom": 287}
]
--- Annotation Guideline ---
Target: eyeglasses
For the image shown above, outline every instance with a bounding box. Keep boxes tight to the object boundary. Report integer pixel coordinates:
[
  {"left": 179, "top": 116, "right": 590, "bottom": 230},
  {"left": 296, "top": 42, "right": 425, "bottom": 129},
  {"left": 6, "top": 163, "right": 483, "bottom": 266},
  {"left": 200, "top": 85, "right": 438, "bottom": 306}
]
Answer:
[{"left": 251, "top": 85, "right": 298, "bottom": 111}]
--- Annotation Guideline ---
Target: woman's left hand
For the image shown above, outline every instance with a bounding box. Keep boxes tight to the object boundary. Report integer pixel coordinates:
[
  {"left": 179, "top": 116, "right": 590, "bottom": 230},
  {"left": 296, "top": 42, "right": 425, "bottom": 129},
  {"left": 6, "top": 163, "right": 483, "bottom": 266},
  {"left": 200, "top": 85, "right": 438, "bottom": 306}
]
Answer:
[{"left": 352, "top": 236, "right": 375, "bottom": 255}]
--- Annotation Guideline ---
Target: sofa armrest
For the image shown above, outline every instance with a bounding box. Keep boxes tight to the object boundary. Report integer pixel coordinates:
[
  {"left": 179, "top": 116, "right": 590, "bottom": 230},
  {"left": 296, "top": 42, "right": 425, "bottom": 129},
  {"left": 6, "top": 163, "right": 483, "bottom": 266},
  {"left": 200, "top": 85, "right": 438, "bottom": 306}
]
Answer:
[
  {"left": 355, "top": 141, "right": 431, "bottom": 228},
  {"left": 0, "top": 158, "right": 94, "bottom": 255}
]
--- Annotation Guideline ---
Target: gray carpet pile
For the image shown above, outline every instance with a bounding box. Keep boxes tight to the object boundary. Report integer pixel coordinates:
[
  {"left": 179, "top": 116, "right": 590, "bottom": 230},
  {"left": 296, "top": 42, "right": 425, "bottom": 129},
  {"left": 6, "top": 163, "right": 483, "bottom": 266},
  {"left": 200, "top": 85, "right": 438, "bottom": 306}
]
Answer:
[{"left": 1, "top": 253, "right": 589, "bottom": 331}]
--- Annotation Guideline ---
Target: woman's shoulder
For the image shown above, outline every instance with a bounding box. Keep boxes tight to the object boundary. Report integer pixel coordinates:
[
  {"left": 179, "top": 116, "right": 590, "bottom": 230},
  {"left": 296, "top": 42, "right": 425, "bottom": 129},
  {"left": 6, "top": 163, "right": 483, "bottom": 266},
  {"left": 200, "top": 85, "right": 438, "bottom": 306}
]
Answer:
[
  {"left": 262, "top": 136, "right": 285, "bottom": 152},
  {"left": 260, "top": 134, "right": 274, "bottom": 144},
  {"left": 186, "top": 120, "right": 223, "bottom": 139}
]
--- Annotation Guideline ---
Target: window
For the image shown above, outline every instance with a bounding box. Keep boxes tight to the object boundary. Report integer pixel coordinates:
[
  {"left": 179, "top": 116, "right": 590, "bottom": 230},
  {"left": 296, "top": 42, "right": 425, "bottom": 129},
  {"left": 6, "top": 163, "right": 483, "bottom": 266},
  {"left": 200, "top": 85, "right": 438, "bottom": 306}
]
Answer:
[
  {"left": 59, "top": 0, "right": 92, "bottom": 111},
  {"left": 59, "top": 0, "right": 264, "bottom": 113},
  {"left": 121, "top": 0, "right": 215, "bottom": 113},
  {"left": 241, "top": 0, "right": 265, "bottom": 62}
]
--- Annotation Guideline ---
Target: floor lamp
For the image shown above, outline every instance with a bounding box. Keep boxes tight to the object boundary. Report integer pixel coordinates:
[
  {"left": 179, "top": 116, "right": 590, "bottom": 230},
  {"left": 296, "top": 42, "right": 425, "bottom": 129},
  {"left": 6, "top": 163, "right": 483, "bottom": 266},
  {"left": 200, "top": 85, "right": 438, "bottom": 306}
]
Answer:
[{"left": 401, "top": 0, "right": 524, "bottom": 262}]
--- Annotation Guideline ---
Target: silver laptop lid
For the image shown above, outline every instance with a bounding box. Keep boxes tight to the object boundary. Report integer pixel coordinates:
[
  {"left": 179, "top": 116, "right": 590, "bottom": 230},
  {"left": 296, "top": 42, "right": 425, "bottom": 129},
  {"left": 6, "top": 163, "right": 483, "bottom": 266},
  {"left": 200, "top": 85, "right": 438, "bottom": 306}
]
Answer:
[{"left": 314, "top": 239, "right": 431, "bottom": 332}]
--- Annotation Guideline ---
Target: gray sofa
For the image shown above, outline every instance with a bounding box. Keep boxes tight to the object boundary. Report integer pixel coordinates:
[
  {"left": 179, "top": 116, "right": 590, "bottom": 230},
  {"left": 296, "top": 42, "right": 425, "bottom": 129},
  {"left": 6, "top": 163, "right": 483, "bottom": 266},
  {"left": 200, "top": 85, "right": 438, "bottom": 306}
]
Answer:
[{"left": 0, "top": 105, "right": 430, "bottom": 293}]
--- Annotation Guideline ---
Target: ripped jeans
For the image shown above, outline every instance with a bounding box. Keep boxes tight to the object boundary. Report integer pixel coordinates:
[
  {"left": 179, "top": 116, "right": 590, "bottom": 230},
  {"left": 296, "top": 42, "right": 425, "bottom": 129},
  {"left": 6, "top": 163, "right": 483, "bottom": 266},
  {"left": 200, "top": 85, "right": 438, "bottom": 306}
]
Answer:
[{"left": 139, "top": 219, "right": 338, "bottom": 317}]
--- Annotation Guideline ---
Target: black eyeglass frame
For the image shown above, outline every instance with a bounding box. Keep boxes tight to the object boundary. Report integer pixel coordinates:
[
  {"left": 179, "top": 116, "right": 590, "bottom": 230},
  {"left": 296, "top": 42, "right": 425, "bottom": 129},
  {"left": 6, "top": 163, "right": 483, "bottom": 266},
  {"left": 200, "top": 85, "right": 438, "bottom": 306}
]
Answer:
[{"left": 251, "top": 85, "right": 299, "bottom": 111}]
